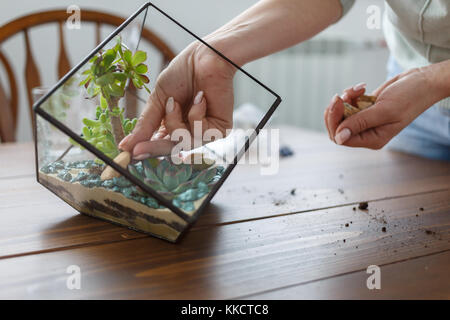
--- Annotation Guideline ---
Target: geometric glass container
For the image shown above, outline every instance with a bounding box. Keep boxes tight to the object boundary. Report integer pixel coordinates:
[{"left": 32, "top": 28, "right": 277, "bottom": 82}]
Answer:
[{"left": 33, "top": 2, "right": 281, "bottom": 242}]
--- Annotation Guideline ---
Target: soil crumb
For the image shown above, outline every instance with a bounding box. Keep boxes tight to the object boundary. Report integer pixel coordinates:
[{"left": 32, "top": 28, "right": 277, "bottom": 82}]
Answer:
[
  {"left": 290, "top": 188, "right": 296, "bottom": 196},
  {"left": 381, "top": 227, "right": 387, "bottom": 233},
  {"left": 358, "top": 202, "right": 368, "bottom": 210}
]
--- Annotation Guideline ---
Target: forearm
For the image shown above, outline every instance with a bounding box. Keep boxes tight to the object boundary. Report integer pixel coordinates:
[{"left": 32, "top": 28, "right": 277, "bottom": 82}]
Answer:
[
  {"left": 424, "top": 59, "right": 450, "bottom": 102},
  {"left": 202, "top": 0, "right": 343, "bottom": 66}
]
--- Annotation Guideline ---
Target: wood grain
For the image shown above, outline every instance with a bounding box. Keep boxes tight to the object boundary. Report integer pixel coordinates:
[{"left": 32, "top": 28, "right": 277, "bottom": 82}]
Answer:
[
  {"left": 0, "top": 78, "right": 15, "bottom": 142},
  {"left": 57, "top": 21, "right": 71, "bottom": 79},
  {"left": 245, "top": 250, "right": 450, "bottom": 299},
  {"left": 23, "top": 28, "right": 41, "bottom": 126},
  {"left": 0, "top": 143, "right": 34, "bottom": 178},
  {"left": 0, "top": 190, "right": 448, "bottom": 299}
]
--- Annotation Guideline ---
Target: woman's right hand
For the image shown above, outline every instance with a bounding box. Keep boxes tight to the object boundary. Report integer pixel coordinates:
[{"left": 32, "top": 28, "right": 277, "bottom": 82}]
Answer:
[{"left": 119, "top": 41, "right": 236, "bottom": 159}]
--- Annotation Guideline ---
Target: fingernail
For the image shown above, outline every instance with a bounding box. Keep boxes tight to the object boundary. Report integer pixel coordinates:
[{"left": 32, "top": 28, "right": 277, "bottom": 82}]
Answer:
[
  {"left": 154, "top": 132, "right": 165, "bottom": 139},
  {"left": 353, "top": 82, "right": 366, "bottom": 91},
  {"left": 335, "top": 128, "right": 351, "bottom": 145},
  {"left": 194, "top": 91, "right": 204, "bottom": 105},
  {"left": 133, "top": 153, "right": 151, "bottom": 161},
  {"left": 166, "top": 97, "right": 174, "bottom": 113},
  {"left": 330, "top": 94, "right": 339, "bottom": 112},
  {"left": 119, "top": 134, "right": 133, "bottom": 148}
]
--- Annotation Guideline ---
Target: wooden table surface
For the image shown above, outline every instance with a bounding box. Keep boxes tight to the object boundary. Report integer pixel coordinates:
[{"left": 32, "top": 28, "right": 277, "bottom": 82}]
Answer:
[{"left": 0, "top": 126, "right": 449, "bottom": 299}]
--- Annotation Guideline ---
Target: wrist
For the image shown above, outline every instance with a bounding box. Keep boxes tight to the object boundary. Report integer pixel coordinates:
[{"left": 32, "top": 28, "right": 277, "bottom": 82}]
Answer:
[
  {"left": 423, "top": 60, "right": 450, "bottom": 101},
  {"left": 191, "top": 38, "right": 238, "bottom": 78}
]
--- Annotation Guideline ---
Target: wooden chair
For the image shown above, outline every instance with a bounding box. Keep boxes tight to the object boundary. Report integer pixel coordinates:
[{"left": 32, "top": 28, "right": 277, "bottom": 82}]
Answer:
[{"left": 0, "top": 9, "right": 176, "bottom": 142}]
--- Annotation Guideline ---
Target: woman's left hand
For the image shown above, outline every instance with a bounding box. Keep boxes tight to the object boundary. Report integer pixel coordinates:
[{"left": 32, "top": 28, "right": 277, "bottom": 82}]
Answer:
[{"left": 324, "top": 65, "right": 446, "bottom": 149}]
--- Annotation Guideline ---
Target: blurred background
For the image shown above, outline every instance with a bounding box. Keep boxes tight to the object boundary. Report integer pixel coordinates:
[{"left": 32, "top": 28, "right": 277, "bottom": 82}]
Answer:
[{"left": 0, "top": 0, "right": 388, "bottom": 142}]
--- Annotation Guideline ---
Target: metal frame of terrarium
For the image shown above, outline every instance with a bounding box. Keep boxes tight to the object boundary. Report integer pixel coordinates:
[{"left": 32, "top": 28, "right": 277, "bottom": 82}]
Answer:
[{"left": 33, "top": 2, "right": 281, "bottom": 241}]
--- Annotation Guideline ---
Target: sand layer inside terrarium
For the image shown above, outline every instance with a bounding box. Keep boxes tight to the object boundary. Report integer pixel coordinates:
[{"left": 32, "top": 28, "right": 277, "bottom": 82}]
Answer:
[{"left": 38, "top": 169, "right": 208, "bottom": 242}]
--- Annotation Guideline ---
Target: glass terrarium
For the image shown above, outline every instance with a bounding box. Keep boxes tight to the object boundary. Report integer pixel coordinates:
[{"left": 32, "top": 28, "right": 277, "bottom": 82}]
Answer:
[{"left": 33, "top": 2, "right": 281, "bottom": 242}]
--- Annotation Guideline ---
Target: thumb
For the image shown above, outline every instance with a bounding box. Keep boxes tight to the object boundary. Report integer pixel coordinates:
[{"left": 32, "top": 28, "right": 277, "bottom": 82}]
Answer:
[{"left": 334, "top": 104, "right": 390, "bottom": 145}]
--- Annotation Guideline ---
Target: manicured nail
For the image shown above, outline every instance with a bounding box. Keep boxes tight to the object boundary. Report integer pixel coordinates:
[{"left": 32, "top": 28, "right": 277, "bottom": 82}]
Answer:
[
  {"left": 166, "top": 97, "right": 174, "bottom": 113},
  {"left": 335, "top": 128, "right": 351, "bottom": 145},
  {"left": 133, "top": 153, "right": 151, "bottom": 161},
  {"left": 119, "top": 134, "right": 133, "bottom": 148},
  {"left": 330, "top": 94, "right": 339, "bottom": 112},
  {"left": 194, "top": 91, "right": 204, "bottom": 105},
  {"left": 353, "top": 82, "right": 366, "bottom": 91},
  {"left": 154, "top": 132, "right": 165, "bottom": 139}
]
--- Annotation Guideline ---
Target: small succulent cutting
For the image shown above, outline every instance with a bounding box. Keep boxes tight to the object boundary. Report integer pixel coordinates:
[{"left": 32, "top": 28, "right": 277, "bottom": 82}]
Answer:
[{"left": 75, "top": 36, "right": 150, "bottom": 155}]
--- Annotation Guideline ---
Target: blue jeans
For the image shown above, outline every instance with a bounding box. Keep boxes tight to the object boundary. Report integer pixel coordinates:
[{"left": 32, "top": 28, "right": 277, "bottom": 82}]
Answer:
[{"left": 385, "top": 57, "right": 450, "bottom": 161}]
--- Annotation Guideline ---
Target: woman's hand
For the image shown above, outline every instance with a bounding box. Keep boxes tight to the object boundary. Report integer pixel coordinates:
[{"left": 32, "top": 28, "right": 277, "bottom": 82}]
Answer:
[
  {"left": 119, "top": 41, "right": 236, "bottom": 159},
  {"left": 324, "top": 65, "right": 449, "bottom": 149}
]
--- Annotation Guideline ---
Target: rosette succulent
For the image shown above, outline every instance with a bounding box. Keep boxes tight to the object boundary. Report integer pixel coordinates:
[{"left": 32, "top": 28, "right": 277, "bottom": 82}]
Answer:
[{"left": 128, "top": 158, "right": 219, "bottom": 200}]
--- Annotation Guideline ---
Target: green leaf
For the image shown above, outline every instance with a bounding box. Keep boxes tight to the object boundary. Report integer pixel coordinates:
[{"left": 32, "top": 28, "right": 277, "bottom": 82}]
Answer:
[
  {"left": 135, "top": 64, "right": 148, "bottom": 74},
  {"left": 95, "top": 73, "right": 115, "bottom": 86},
  {"left": 100, "top": 95, "right": 108, "bottom": 109},
  {"left": 132, "top": 77, "right": 142, "bottom": 89},
  {"left": 82, "top": 126, "right": 91, "bottom": 138},
  {"left": 139, "top": 74, "right": 150, "bottom": 84},
  {"left": 109, "top": 83, "right": 125, "bottom": 97},
  {"left": 123, "top": 50, "right": 132, "bottom": 65},
  {"left": 82, "top": 118, "right": 100, "bottom": 127},
  {"left": 78, "top": 75, "right": 91, "bottom": 87},
  {"left": 103, "top": 49, "right": 117, "bottom": 67},
  {"left": 132, "top": 51, "right": 147, "bottom": 66},
  {"left": 113, "top": 72, "right": 127, "bottom": 82}
]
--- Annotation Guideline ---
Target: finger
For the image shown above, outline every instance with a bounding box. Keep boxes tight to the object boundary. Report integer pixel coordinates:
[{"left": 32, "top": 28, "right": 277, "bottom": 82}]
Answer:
[
  {"left": 372, "top": 75, "right": 400, "bottom": 97},
  {"left": 342, "top": 82, "right": 366, "bottom": 103},
  {"left": 119, "top": 92, "right": 165, "bottom": 152},
  {"left": 132, "top": 139, "right": 176, "bottom": 160},
  {"left": 187, "top": 91, "right": 208, "bottom": 145},
  {"left": 164, "top": 97, "right": 189, "bottom": 137},
  {"left": 327, "top": 94, "right": 345, "bottom": 141},
  {"left": 152, "top": 124, "right": 168, "bottom": 141},
  {"left": 334, "top": 103, "right": 393, "bottom": 145},
  {"left": 340, "top": 122, "right": 400, "bottom": 149}
]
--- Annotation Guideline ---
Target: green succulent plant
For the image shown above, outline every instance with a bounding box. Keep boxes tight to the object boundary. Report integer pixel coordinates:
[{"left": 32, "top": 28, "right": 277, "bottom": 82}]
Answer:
[
  {"left": 128, "top": 158, "right": 218, "bottom": 200},
  {"left": 72, "top": 36, "right": 150, "bottom": 158}
]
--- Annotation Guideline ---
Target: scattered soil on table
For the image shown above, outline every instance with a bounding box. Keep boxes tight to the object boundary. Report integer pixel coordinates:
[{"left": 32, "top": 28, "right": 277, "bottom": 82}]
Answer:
[
  {"left": 381, "top": 227, "right": 387, "bottom": 233},
  {"left": 419, "top": 207, "right": 424, "bottom": 211},
  {"left": 290, "top": 188, "right": 296, "bottom": 196},
  {"left": 425, "top": 230, "right": 436, "bottom": 236}
]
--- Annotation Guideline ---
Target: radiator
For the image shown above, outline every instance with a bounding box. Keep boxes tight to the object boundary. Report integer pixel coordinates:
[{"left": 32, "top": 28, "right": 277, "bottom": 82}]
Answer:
[{"left": 234, "top": 37, "right": 389, "bottom": 131}]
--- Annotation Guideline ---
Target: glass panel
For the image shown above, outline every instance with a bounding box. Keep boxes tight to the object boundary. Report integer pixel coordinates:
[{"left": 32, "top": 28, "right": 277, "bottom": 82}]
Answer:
[{"left": 34, "top": 4, "right": 280, "bottom": 236}]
